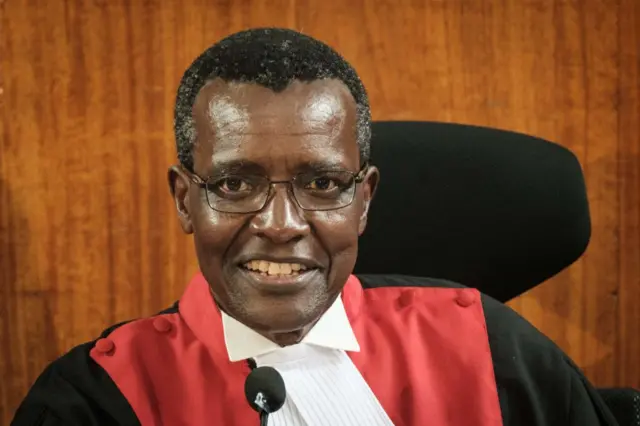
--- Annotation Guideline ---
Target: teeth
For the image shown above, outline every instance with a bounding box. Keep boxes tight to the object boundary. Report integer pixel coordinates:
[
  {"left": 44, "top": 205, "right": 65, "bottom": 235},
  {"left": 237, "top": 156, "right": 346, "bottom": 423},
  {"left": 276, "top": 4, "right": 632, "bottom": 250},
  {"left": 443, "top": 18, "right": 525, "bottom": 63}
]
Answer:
[
  {"left": 243, "top": 260, "right": 309, "bottom": 276},
  {"left": 267, "top": 262, "right": 279, "bottom": 275},
  {"left": 280, "top": 263, "right": 292, "bottom": 274}
]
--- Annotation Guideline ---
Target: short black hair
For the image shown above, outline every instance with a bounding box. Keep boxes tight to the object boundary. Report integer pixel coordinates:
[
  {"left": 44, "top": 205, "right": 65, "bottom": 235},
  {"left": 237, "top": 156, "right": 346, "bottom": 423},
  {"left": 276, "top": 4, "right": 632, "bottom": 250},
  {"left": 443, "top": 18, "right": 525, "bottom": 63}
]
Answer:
[{"left": 174, "top": 28, "right": 371, "bottom": 172}]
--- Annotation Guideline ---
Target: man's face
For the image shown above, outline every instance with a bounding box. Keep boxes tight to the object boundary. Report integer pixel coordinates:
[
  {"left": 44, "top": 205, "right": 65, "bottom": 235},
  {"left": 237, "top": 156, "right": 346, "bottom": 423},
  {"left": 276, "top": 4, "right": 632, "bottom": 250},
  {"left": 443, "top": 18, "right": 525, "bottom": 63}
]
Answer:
[{"left": 169, "top": 79, "right": 378, "bottom": 343}]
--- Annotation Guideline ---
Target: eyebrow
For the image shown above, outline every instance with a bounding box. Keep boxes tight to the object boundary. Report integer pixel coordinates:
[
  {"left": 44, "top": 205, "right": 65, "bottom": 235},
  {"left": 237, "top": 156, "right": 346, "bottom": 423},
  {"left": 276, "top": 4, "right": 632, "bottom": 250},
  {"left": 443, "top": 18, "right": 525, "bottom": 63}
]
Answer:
[
  {"left": 296, "top": 160, "right": 352, "bottom": 172},
  {"left": 208, "top": 160, "right": 265, "bottom": 176},
  {"left": 207, "top": 159, "right": 353, "bottom": 177}
]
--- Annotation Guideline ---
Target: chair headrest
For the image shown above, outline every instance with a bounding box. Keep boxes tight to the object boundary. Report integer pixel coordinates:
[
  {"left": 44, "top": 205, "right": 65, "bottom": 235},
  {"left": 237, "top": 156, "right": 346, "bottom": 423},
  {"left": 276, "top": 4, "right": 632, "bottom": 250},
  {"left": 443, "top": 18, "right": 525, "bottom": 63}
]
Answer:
[{"left": 354, "top": 121, "right": 591, "bottom": 302}]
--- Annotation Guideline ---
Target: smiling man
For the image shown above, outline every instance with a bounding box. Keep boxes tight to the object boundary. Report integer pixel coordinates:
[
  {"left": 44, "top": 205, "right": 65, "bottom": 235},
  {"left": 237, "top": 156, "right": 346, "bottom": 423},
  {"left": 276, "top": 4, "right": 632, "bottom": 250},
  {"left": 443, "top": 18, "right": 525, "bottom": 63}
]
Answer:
[
  {"left": 174, "top": 76, "right": 374, "bottom": 349},
  {"left": 12, "top": 28, "right": 619, "bottom": 426}
]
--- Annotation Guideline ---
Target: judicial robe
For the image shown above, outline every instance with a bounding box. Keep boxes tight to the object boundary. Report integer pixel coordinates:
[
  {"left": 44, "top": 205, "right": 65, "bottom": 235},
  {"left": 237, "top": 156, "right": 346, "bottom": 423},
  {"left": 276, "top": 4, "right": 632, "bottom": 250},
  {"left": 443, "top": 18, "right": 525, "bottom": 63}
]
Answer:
[{"left": 11, "top": 273, "right": 619, "bottom": 426}]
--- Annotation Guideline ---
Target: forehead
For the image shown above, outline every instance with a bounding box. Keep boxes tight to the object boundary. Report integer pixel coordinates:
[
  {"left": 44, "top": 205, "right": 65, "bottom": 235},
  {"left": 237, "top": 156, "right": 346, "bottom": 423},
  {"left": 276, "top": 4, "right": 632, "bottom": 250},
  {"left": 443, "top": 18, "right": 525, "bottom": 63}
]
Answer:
[{"left": 191, "top": 79, "right": 359, "bottom": 173}]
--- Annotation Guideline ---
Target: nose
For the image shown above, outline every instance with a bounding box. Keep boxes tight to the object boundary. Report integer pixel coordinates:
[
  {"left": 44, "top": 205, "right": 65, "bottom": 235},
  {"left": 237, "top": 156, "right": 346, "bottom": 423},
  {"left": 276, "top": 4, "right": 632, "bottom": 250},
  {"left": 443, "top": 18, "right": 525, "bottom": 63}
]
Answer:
[{"left": 248, "top": 184, "right": 311, "bottom": 244}]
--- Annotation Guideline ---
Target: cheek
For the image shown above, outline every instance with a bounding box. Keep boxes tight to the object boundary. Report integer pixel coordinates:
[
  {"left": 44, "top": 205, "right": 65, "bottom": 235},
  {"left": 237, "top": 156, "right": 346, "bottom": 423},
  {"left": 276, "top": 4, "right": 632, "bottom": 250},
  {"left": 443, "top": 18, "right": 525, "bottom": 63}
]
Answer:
[
  {"left": 191, "top": 201, "right": 243, "bottom": 264},
  {"left": 313, "top": 208, "right": 360, "bottom": 268}
]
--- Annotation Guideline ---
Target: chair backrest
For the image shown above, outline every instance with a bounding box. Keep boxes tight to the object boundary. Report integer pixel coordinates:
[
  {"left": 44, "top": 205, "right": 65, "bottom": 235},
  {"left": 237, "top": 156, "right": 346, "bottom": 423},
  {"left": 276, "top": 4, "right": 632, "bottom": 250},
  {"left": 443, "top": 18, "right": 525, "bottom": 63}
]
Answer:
[
  {"left": 598, "top": 388, "right": 640, "bottom": 426},
  {"left": 353, "top": 121, "right": 591, "bottom": 302}
]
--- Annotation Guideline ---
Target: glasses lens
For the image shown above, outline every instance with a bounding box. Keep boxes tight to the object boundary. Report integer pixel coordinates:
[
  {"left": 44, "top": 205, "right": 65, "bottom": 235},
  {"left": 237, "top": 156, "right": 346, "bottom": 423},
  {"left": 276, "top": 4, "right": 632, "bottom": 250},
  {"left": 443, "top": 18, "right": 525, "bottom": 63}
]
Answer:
[
  {"left": 292, "top": 171, "right": 356, "bottom": 211},
  {"left": 205, "top": 175, "right": 269, "bottom": 213}
]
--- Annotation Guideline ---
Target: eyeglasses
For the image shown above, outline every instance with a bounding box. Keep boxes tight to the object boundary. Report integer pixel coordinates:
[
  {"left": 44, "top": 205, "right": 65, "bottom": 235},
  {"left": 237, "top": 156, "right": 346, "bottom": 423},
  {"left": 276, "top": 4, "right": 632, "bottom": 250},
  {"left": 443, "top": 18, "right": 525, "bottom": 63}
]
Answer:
[{"left": 184, "top": 163, "right": 369, "bottom": 214}]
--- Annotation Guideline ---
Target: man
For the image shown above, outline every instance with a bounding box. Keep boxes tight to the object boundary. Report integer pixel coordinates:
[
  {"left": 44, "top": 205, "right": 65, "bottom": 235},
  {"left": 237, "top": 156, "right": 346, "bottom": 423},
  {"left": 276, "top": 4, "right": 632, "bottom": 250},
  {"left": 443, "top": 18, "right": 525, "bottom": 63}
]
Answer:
[{"left": 12, "top": 28, "right": 618, "bottom": 426}]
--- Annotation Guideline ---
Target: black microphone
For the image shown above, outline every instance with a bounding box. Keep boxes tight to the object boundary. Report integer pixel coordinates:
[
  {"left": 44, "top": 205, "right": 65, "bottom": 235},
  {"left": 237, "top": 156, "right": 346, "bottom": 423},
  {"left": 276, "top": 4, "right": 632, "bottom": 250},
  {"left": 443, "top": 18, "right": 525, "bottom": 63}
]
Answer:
[{"left": 244, "top": 366, "right": 287, "bottom": 426}]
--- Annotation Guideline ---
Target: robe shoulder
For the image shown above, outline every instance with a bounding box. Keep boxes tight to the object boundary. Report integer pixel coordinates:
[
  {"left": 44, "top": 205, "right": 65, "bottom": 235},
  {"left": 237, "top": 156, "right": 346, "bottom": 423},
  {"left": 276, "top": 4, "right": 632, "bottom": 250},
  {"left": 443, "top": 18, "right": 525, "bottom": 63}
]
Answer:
[
  {"left": 8, "top": 303, "right": 179, "bottom": 426},
  {"left": 357, "top": 274, "right": 620, "bottom": 426}
]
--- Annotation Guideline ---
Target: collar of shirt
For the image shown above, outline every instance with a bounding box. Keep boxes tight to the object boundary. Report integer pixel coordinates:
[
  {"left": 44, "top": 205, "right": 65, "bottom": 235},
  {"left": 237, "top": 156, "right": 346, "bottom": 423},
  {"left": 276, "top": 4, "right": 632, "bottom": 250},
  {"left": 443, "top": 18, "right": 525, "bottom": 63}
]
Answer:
[{"left": 221, "top": 296, "right": 361, "bottom": 362}]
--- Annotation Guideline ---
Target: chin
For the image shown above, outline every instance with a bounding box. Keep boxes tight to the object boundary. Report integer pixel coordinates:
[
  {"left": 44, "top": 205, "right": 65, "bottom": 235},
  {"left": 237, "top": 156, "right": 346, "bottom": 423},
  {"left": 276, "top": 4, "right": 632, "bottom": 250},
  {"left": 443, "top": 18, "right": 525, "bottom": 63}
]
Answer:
[
  {"left": 222, "top": 266, "right": 327, "bottom": 321},
  {"left": 242, "top": 295, "right": 326, "bottom": 334}
]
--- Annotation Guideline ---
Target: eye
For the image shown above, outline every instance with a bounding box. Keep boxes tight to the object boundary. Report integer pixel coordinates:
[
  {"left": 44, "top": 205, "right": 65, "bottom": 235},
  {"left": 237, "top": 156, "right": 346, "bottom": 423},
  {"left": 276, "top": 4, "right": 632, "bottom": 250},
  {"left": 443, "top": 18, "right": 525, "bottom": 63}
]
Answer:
[
  {"left": 209, "top": 176, "right": 253, "bottom": 194},
  {"left": 306, "top": 176, "right": 337, "bottom": 191},
  {"left": 222, "top": 177, "right": 250, "bottom": 192}
]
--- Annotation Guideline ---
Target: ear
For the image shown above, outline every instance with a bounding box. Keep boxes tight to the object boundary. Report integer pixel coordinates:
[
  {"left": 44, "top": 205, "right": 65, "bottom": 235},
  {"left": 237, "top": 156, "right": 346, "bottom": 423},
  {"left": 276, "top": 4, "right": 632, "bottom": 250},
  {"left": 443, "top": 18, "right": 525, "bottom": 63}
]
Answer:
[
  {"left": 168, "top": 165, "right": 194, "bottom": 234},
  {"left": 358, "top": 166, "right": 379, "bottom": 236}
]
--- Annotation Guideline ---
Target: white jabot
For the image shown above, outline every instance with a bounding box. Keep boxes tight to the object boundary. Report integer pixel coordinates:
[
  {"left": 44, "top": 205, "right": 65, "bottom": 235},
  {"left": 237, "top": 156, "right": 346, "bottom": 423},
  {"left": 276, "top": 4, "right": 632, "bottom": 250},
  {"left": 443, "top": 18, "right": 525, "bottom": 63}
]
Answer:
[{"left": 221, "top": 297, "right": 395, "bottom": 426}]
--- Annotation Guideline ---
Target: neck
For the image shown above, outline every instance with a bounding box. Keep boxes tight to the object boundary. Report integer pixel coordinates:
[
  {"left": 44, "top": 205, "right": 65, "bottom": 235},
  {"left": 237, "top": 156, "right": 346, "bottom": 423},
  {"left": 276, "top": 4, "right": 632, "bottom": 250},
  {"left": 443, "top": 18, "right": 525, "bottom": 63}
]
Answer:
[
  {"left": 262, "top": 314, "right": 324, "bottom": 346},
  {"left": 266, "top": 329, "right": 307, "bottom": 347}
]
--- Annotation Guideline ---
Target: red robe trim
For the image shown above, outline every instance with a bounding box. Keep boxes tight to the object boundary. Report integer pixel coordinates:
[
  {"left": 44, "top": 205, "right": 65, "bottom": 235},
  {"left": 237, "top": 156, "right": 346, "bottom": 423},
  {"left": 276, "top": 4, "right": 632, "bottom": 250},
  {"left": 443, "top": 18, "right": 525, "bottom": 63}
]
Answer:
[{"left": 90, "top": 274, "right": 503, "bottom": 426}]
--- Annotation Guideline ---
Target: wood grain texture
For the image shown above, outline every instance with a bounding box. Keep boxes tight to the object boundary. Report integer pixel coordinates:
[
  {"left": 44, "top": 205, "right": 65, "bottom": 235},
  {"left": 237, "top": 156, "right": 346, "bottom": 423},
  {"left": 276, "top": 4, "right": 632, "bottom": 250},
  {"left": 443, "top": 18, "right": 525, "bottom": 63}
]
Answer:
[{"left": 1, "top": 0, "right": 638, "bottom": 422}]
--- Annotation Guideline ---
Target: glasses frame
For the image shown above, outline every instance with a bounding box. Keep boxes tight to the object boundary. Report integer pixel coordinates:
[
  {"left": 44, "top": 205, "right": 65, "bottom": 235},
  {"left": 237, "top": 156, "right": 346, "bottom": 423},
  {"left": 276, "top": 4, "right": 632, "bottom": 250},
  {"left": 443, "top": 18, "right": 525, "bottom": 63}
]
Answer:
[{"left": 184, "top": 162, "right": 370, "bottom": 214}]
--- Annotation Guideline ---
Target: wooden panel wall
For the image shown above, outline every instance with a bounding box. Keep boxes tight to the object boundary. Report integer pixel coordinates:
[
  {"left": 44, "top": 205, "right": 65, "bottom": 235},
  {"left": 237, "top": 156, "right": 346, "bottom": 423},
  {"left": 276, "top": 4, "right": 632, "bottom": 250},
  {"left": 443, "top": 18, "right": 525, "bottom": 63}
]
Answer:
[{"left": 1, "top": 0, "right": 638, "bottom": 422}]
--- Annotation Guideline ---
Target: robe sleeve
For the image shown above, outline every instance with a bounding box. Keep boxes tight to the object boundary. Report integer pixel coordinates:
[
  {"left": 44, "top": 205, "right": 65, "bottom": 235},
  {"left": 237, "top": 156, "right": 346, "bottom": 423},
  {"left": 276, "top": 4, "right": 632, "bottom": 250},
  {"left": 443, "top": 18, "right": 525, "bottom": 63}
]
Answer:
[
  {"left": 566, "top": 358, "right": 620, "bottom": 425},
  {"left": 482, "top": 293, "right": 620, "bottom": 426},
  {"left": 11, "top": 342, "right": 140, "bottom": 426}
]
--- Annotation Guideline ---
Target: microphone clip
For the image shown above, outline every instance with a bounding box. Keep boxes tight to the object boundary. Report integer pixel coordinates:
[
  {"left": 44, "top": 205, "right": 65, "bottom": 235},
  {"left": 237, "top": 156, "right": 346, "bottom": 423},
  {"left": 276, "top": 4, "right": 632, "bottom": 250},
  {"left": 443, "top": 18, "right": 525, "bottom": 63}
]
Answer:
[{"left": 254, "top": 392, "right": 273, "bottom": 414}]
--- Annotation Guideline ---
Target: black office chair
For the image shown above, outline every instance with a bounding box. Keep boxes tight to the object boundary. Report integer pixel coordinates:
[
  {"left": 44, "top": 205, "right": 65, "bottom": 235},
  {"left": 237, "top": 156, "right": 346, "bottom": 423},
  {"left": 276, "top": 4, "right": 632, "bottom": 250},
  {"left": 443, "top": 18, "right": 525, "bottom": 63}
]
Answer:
[{"left": 354, "top": 121, "right": 639, "bottom": 426}]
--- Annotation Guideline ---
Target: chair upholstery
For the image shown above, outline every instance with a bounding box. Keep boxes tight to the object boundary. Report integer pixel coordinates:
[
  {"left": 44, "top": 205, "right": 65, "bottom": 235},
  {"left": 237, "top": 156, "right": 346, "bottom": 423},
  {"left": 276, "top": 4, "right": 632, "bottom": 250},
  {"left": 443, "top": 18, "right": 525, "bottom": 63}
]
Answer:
[
  {"left": 354, "top": 121, "right": 590, "bottom": 303},
  {"left": 599, "top": 388, "right": 640, "bottom": 426},
  {"left": 356, "top": 121, "right": 638, "bottom": 425}
]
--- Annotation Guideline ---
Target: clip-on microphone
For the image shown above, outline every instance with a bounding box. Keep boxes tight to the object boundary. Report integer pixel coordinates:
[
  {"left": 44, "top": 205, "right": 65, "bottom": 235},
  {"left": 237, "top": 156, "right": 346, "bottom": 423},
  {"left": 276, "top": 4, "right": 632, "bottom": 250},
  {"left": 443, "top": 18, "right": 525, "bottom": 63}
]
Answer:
[{"left": 244, "top": 366, "right": 287, "bottom": 426}]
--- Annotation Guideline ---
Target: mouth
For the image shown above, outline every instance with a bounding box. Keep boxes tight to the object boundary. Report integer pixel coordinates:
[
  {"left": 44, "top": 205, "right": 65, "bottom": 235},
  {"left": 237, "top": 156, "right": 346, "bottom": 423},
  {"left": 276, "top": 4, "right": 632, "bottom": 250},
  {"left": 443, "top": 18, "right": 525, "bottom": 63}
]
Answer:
[
  {"left": 242, "top": 260, "right": 313, "bottom": 276},
  {"left": 237, "top": 259, "right": 322, "bottom": 288}
]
